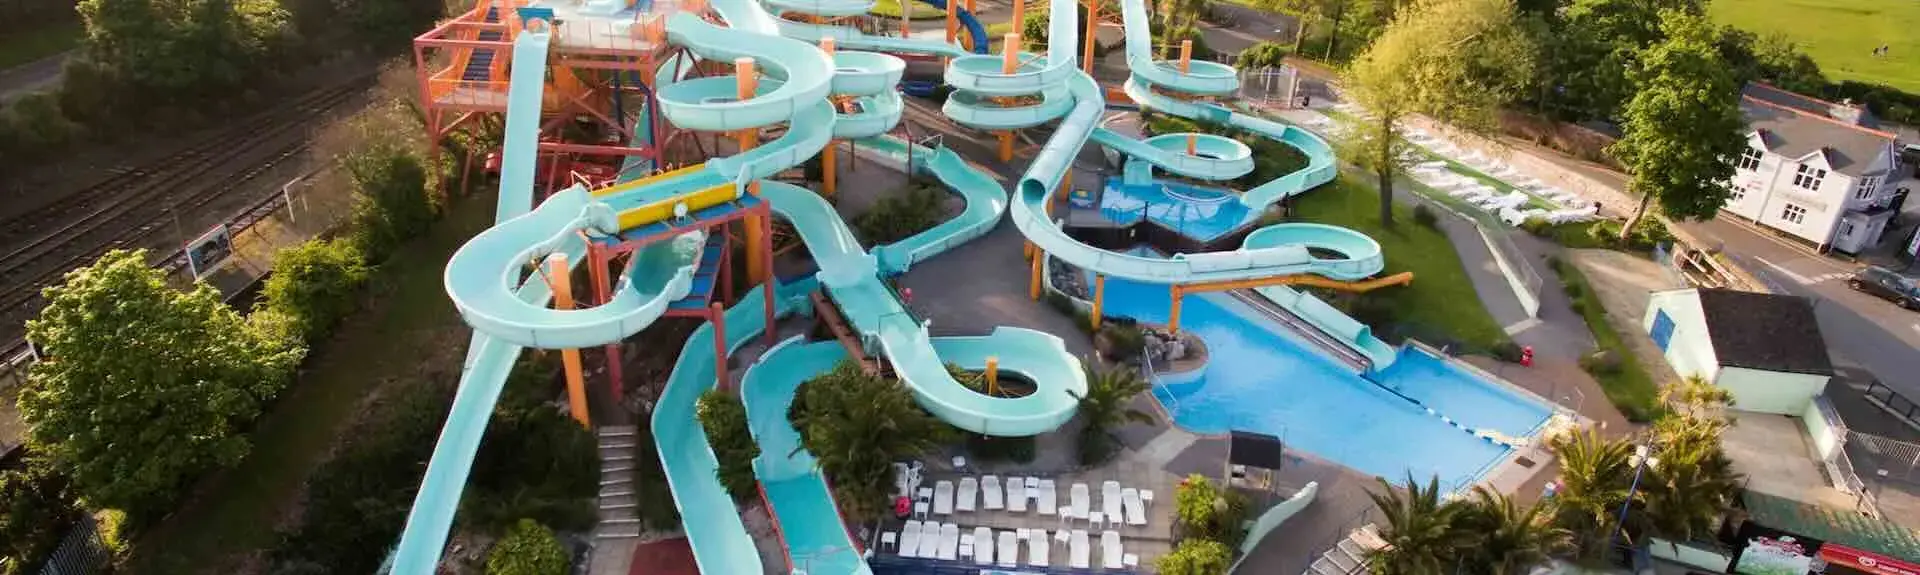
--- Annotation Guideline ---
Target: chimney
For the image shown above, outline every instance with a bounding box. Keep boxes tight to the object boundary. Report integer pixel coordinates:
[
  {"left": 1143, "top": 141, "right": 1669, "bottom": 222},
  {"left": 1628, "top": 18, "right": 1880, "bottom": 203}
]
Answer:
[{"left": 1830, "top": 98, "right": 1868, "bottom": 126}]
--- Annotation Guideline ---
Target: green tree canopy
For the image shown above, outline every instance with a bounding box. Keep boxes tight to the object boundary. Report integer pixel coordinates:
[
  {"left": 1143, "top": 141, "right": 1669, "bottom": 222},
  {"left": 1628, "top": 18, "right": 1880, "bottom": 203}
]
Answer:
[
  {"left": 20, "top": 250, "right": 304, "bottom": 519},
  {"left": 789, "top": 361, "right": 956, "bottom": 520},
  {"left": 1070, "top": 363, "right": 1154, "bottom": 465},
  {"left": 1156, "top": 539, "right": 1234, "bottom": 575},
  {"left": 76, "top": 0, "right": 288, "bottom": 99},
  {"left": 1608, "top": 9, "right": 1746, "bottom": 239},
  {"left": 1339, "top": 0, "right": 1537, "bottom": 225}
]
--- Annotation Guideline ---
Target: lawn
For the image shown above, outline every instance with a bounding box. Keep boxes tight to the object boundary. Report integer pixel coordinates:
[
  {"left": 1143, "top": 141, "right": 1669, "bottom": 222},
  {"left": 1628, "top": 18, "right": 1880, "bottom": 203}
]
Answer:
[
  {"left": 1291, "top": 176, "right": 1510, "bottom": 351},
  {"left": 124, "top": 193, "right": 497, "bottom": 573},
  {"left": 1709, "top": 0, "right": 1920, "bottom": 93},
  {"left": 0, "top": 20, "right": 81, "bottom": 71},
  {"left": 1548, "top": 257, "right": 1661, "bottom": 422},
  {"left": 869, "top": 0, "right": 947, "bottom": 20}
]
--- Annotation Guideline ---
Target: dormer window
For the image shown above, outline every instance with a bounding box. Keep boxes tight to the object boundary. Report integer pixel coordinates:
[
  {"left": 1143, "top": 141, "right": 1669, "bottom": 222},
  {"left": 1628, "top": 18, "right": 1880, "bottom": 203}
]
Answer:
[
  {"left": 1793, "top": 164, "right": 1826, "bottom": 191},
  {"left": 1738, "top": 147, "right": 1762, "bottom": 171}
]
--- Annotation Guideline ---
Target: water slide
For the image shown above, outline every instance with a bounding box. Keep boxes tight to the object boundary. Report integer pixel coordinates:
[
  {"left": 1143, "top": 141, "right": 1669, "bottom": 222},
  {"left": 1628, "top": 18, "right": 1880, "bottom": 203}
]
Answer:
[{"left": 910, "top": 0, "right": 989, "bottom": 54}]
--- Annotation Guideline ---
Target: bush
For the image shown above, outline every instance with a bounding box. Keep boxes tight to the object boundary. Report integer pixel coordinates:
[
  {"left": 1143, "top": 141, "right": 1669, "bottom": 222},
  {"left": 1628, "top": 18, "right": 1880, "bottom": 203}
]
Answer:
[
  {"left": 0, "top": 463, "right": 80, "bottom": 573},
  {"left": 1490, "top": 340, "right": 1524, "bottom": 363},
  {"left": 259, "top": 239, "right": 371, "bottom": 342},
  {"left": 0, "top": 93, "right": 82, "bottom": 162},
  {"left": 1411, "top": 204, "right": 1439, "bottom": 229},
  {"left": 94, "top": 508, "right": 130, "bottom": 558},
  {"left": 485, "top": 519, "right": 569, "bottom": 575},
  {"left": 1174, "top": 475, "right": 1248, "bottom": 543},
  {"left": 1097, "top": 323, "right": 1147, "bottom": 363},
  {"left": 966, "top": 433, "right": 1036, "bottom": 464},
  {"left": 343, "top": 102, "right": 438, "bottom": 261},
  {"left": 1157, "top": 539, "right": 1234, "bottom": 575},
  {"left": 696, "top": 389, "right": 761, "bottom": 502},
  {"left": 851, "top": 184, "right": 948, "bottom": 245},
  {"left": 1579, "top": 350, "right": 1623, "bottom": 375},
  {"left": 1520, "top": 216, "right": 1553, "bottom": 236}
]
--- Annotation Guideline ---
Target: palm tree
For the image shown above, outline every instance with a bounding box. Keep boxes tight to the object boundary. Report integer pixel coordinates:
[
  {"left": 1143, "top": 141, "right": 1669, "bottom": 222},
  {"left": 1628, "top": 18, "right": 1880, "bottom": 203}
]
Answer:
[
  {"left": 1069, "top": 364, "right": 1156, "bottom": 464},
  {"left": 1641, "top": 428, "right": 1740, "bottom": 551},
  {"left": 1548, "top": 430, "right": 1638, "bottom": 562},
  {"left": 1366, "top": 474, "right": 1466, "bottom": 575},
  {"left": 1456, "top": 486, "right": 1570, "bottom": 575},
  {"left": 791, "top": 361, "right": 957, "bottom": 520}
]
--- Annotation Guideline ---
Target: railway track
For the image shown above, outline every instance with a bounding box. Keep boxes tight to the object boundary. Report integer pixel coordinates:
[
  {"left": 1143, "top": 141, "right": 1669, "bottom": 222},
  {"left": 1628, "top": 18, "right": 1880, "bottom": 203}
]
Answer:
[{"left": 0, "top": 75, "right": 374, "bottom": 340}]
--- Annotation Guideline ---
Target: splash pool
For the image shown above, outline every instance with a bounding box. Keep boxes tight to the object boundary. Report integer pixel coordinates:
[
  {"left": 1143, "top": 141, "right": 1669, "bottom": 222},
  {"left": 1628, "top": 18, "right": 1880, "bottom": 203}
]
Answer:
[
  {"left": 1099, "top": 179, "right": 1254, "bottom": 242},
  {"left": 1089, "top": 269, "right": 1551, "bottom": 488}
]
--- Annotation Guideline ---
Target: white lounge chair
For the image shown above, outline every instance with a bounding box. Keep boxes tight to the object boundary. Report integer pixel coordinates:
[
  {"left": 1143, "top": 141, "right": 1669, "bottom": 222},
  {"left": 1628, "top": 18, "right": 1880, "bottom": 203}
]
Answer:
[
  {"left": 997, "top": 531, "right": 1019, "bottom": 567},
  {"left": 981, "top": 475, "right": 1004, "bottom": 510},
  {"left": 918, "top": 521, "right": 942, "bottom": 558},
  {"left": 974, "top": 527, "right": 995, "bottom": 565},
  {"left": 1037, "top": 479, "right": 1058, "bottom": 515},
  {"left": 1069, "top": 483, "right": 1091, "bottom": 523},
  {"left": 933, "top": 480, "right": 954, "bottom": 515},
  {"left": 1121, "top": 488, "right": 1147, "bottom": 526},
  {"left": 1102, "top": 481, "right": 1123, "bottom": 526},
  {"left": 1026, "top": 529, "right": 1051, "bottom": 567},
  {"left": 899, "top": 520, "right": 923, "bottom": 557},
  {"left": 939, "top": 523, "right": 960, "bottom": 560},
  {"left": 881, "top": 531, "right": 897, "bottom": 553},
  {"left": 1006, "top": 478, "right": 1028, "bottom": 513},
  {"left": 1070, "top": 530, "right": 1091, "bottom": 569},
  {"left": 893, "top": 462, "right": 913, "bottom": 499},
  {"left": 957, "top": 477, "right": 978, "bottom": 512},
  {"left": 1102, "top": 530, "right": 1124, "bottom": 569}
]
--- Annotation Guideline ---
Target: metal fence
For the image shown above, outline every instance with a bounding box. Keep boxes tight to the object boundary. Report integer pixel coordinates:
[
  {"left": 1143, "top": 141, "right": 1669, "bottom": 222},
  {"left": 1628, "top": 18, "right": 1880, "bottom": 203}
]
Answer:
[
  {"left": 1864, "top": 380, "right": 1920, "bottom": 423},
  {"left": 1848, "top": 430, "right": 1920, "bottom": 487},
  {"left": 35, "top": 514, "right": 110, "bottom": 575}
]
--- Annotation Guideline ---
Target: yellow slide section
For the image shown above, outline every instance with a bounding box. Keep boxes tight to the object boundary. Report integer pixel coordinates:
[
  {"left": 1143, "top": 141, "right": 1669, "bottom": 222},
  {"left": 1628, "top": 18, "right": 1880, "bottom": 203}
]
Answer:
[{"left": 589, "top": 163, "right": 739, "bottom": 230}]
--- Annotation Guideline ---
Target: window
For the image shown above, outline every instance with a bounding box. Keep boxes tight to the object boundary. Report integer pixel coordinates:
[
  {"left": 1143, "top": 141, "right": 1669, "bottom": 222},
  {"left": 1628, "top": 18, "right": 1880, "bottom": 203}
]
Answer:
[
  {"left": 1729, "top": 187, "right": 1746, "bottom": 202},
  {"left": 1856, "top": 177, "right": 1880, "bottom": 200},
  {"left": 1650, "top": 310, "right": 1675, "bottom": 352},
  {"left": 1781, "top": 203, "right": 1808, "bottom": 224},
  {"left": 1840, "top": 220, "right": 1856, "bottom": 238},
  {"left": 1794, "top": 164, "right": 1827, "bottom": 190},
  {"left": 1738, "top": 147, "right": 1763, "bottom": 171}
]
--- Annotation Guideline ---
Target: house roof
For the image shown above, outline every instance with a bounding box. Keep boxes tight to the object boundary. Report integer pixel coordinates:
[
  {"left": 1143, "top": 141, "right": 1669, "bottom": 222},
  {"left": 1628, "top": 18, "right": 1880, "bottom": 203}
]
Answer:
[
  {"left": 1743, "top": 490, "right": 1920, "bottom": 563},
  {"left": 1742, "top": 84, "right": 1896, "bottom": 178},
  {"left": 1697, "top": 288, "right": 1833, "bottom": 376},
  {"left": 1745, "top": 82, "right": 1881, "bottom": 128}
]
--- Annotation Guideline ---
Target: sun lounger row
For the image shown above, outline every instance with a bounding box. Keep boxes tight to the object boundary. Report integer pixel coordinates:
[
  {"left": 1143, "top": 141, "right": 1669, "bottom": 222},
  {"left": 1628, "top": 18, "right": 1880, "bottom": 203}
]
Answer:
[
  {"left": 915, "top": 475, "right": 1153, "bottom": 527},
  {"left": 890, "top": 522, "right": 1139, "bottom": 569}
]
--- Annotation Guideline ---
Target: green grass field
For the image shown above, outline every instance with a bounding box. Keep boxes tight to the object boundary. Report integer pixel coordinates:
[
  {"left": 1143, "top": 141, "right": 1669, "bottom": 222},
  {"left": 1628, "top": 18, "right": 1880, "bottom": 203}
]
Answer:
[{"left": 1710, "top": 0, "right": 1920, "bottom": 93}]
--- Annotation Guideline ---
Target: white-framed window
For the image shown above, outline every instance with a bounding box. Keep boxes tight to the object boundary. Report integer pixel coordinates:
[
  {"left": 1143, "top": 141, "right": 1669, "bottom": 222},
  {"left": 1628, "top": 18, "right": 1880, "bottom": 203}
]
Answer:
[
  {"left": 1738, "top": 147, "right": 1763, "bottom": 171},
  {"left": 1729, "top": 187, "right": 1746, "bottom": 202},
  {"left": 1794, "top": 164, "right": 1826, "bottom": 190},
  {"left": 1781, "top": 203, "right": 1808, "bottom": 224},
  {"left": 1855, "top": 177, "right": 1879, "bottom": 200},
  {"left": 1840, "top": 220, "right": 1856, "bottom": 238}
]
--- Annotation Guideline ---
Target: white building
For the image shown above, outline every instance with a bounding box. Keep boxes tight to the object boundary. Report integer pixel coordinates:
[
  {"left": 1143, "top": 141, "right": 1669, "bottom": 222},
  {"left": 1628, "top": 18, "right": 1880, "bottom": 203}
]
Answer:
[
  {"left": 1722, "top": 83, "right": 1911, "bottom": 254},
  {"left": 1643, "top": 288, "right": 1833, "bottom": 415}
]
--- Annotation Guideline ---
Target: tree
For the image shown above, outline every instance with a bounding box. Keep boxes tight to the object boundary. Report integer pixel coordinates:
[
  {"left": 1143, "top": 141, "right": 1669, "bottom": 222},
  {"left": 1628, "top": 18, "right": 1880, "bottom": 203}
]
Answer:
[
  {"left": 0, "top": 463, "right": 81, "bottom": 573},
  {"left": 1608, "top": 9, "right": 1746, "bottom": 242},
  {"left": 697, "top": 388, "right": 762, "bottom": 502},
  {"left": 1455, "top": 487, "right": 1569, "bottom": 575},
  {"left": 76, "top": 0, "right": 288, "bottom": 100},
  {"left": 1547, "top": 429, "right": 1637, "bottom": 561},
  {"left": 1173, "top": 475, "right": 1248, "bottom": 542},
  {"left": 1069, "top": 364, "right": 1155, "bottom": 465},
  {"left": 341, "top": 99, "right": 438, "bottom": 261},
  {"left": 1338, "top": 0, "right": 1536, "bottom": 226},
  {"left": 259, "top": 238, "right": 371, "bottom": 342},
  {"left": 485, "top": 519, "right": 570, "bottom": 575},
  {"left": 1638, "top": 436, "right": 1737, "bottom": 552},
  {"left": 1715, "top": 28, "right": 1826, "bottom": 95},
  {"left": 19, "top": 250, "right": 303, "bottom": 519},
  {"left": 1157, "top": 539, "right": 1234, "bottom": 575},
  {"left": 1544, "top": 0, "right": 1705, "bottom": 121},
  {"left": 1366, "top": 474, "right": 1466, "bottom": 575},
  {"left": 789, "top": 361, "right": 957, "bottom": 520}
]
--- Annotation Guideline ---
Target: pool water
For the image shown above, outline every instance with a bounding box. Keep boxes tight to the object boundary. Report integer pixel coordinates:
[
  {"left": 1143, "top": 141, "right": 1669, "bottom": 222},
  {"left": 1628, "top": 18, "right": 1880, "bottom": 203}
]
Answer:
[
  {"left": 1099, "top": 179, "right": 1254, "bottom": 242},
  {"left": 1092, "top": 271, "right": 1552, "bottom": 488}
]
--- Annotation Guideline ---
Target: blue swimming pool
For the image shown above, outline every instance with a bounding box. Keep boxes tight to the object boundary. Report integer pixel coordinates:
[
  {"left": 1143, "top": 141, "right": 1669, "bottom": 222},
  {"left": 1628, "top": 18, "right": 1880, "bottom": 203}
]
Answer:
[
  {"left": 1090, "top": 271, "right": 1552, "bottom": 488},
  {"left": 1099, "top": 179, "right": 1254, "bottom": 242}
]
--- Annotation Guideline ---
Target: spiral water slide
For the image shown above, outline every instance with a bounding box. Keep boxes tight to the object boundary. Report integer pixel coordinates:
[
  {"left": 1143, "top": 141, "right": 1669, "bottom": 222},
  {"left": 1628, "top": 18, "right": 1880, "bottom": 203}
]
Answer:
[{"left": 963, "top": 0, "right": 1398, "bottom": 366}]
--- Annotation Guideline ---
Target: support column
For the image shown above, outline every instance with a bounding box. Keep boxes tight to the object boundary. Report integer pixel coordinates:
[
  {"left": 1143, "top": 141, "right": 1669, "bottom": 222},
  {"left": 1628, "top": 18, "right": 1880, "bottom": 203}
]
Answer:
[
  {"left": 735, "top": 57, "right": 770, "bottom": 286},
  {"left": 944, "top": 0, "right": 957, "bottom": 59},
  {"left": 1187, "top": 133, "right": 1197, "bottom": 155},
  {"left": 1029, "top": 248, "right": 1043, "bottom": 300},
  {"left": 760, "top": 210, "right": 777, "bottom": 346},
  {"left": 588, "top": 243, "right": 623, "bottom": 404},
  {"left": 986, "top": 356, "right": 999, "bottom": 396},
  {"left": 821, "top": 39, "right": 838, "bottom": 196},
  {"left": 1081, "top": 0, "right": 1100, "bottom": 74},
  {"left": 998, "top": 34, "right": 1020, "bottom": 164},
  {"left": 1179, "top": 40, "right": 1192, "bottom": 73},
  {"left": 711, "top": 303, "right": 730, "bottom": 391},
  {"left": 1090, "top": 274, "right": 1106, "bottom": 331},
  {"left": 551, "top": 255, "right": 590, "bottom": 427},
  {"left": 1168, "top": 285, "right": 1183, "bottom": 333}
]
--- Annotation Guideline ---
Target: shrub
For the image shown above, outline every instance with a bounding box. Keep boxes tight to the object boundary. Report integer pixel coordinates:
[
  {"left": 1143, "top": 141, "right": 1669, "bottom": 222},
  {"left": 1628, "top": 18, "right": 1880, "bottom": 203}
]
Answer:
[
  {"left": 0, "top": 93, "right": 81, "bottom": 162},
  {"left": 1174, "top": 475, "right": 1248, "bottom": 543},
  {"left": 852, "top": 184, "right": 948, "bottom": 245},
  {"left": 1579, "top": 350, "right": 1623, "bottom": 375},
  {"left": 696, "top": 389, "right": 761, "bottom": 502},
  {"left": 343, "top": 102, "right": 437, "bottom": 261},
  {"left": 259, "top": 239, "right": 371, "bottom": 342},
  {"left": 485, "top": 519, "right": 569, "bottom": 575},
  {"left": 1156, "top": 539, "right": 1234, "bottom": 575},
  {"left": 1411, "top": 203, "right": 1439, "bottom": 229},
  {"left": 0, "top": 464, "right": 80, "bottom": 573},
  {"left": 1520, "top": 216, "right": 1552, "bottom": 236},
  {"left": 1490, "top": 340, "right": 1524, "bottom": 363},
  {"left": 94, "top": 509, "right": 130, "bottom": 558},
  {"left": 1098, "top": 323, "right": 1147, "bottom": 363}
]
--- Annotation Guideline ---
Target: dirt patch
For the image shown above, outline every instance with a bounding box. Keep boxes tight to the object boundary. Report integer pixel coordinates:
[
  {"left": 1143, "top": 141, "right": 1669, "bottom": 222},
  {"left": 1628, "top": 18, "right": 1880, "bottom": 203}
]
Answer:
[{"left": 1566, "top": 249, "right": 1685, "bottom": 388}]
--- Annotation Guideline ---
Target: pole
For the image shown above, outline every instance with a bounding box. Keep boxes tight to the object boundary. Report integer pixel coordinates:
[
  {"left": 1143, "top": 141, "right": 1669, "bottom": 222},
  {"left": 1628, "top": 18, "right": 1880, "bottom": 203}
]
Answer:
[
  {"left": 589, "top": 243, "right": 623, "bottom": 404},
  {"left": 945, "top": 0, "right": 957, "bottom": 57},
  {"left": 986, "top": 356, "right": 999, "bottom": 396},
  {"left": 998, "top": 33, "right": 1020, "bottom": 164},
  {"left": 1029, "top": 248, "right": 1042, "bottom": 300},
  {"left": 1179, "top": 39, "right": 1192, "bottom": 73},
  {"left": 551, "top": 255, "right": 591, "bottom": 427},
  {"left": 735, "top": 57, "right": 769, "bottom": 286},
  {"left": 1187, "top": 133, "right": 1197, "bottom": 156},
  {"left": 1081, "top": 0, "right": 1099, "bottom": 74},
  {"left": 821, "top": 39, "right": 837, "bottom": 196},
  {"left": 711, "top": 303, "right": 730, "bottom": 391},
  {"left": 1091, "top": 274, "right": 1106, "bottom": 330},
  {"left": 1168, "top": 285, "right": 1183, "bottom": 333},
  {"left": 1608, "top": 447, "right": 1652, "bottom": 549},
  {"left": 761, "top": 211, "right": 777, "bottom": 346}
]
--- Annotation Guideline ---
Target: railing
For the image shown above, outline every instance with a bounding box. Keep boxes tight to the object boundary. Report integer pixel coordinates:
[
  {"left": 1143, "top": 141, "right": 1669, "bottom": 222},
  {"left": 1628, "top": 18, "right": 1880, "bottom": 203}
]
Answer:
[
  {"left": 1864, "top": 380, "right": 1920, "bottom": 423},
  {"left": 33, "top": 514, "right": 109, "bottom": 575}
]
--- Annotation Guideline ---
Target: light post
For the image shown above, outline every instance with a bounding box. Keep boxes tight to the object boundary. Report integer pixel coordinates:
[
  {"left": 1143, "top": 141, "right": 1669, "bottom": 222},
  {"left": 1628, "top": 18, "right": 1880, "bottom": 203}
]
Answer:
[{"left": 1608, "top": 444, "right": 1659, "bottom": 549}]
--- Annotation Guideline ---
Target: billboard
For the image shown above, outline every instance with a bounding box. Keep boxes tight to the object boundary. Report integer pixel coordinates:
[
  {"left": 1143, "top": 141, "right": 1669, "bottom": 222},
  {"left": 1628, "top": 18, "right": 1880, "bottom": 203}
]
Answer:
[{"left": 185, "top": 225, "right": 235, "bottom": 280}]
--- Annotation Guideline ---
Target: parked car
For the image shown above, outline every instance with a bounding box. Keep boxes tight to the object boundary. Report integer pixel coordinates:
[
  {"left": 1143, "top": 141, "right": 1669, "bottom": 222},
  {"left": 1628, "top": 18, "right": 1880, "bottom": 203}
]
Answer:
[{"left": 1846, "top": 266, "right": 1920, "bottom": 309}]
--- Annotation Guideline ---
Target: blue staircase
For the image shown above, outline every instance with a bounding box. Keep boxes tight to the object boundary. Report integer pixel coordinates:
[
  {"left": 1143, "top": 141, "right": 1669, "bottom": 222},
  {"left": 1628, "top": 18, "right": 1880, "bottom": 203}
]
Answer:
[{"left": 461, "top": 5, "right": 506, "bottom": 82}]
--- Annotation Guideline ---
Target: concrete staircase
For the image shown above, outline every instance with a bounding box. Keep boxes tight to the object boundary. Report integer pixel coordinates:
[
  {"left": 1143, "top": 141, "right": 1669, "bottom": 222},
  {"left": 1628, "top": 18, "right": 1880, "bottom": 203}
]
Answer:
[
  {"left": 1303, "top": 524, "right": 1385, "bottom": 575},
  {"left": 594, "top": 424, "right": 643, "bottom": 541}
]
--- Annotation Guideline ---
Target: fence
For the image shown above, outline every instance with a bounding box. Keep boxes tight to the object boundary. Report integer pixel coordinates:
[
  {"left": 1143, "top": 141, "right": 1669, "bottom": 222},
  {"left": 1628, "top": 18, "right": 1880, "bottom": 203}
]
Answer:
[
  {"left": 1848, "top": 430, "right": 1920, "bottom": 488},
  {"left": 1863, "top": 380, "right": 1920, "bottom": 425},
  {"left": 33, "top": 514, "right": 110, "bottom": 575}
]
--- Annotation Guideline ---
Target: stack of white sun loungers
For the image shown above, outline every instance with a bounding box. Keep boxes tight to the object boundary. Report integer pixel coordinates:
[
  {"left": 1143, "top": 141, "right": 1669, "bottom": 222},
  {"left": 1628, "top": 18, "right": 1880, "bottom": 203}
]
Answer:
[{"left": 888, "top": 475, "right": 1159, "bottom": 569}]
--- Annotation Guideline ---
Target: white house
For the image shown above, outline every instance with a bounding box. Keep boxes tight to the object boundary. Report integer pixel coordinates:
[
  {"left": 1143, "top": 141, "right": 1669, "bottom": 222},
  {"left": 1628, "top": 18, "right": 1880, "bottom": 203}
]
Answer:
[
  {"left": 1722, "top": 83, "right": 1910, "bottom": 254},
  {"left": 1643, "top": 288, "right": 1833, "bottom": 415}
]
